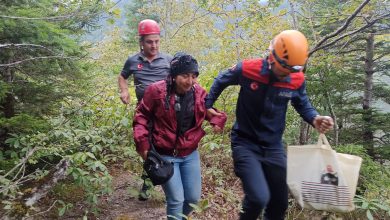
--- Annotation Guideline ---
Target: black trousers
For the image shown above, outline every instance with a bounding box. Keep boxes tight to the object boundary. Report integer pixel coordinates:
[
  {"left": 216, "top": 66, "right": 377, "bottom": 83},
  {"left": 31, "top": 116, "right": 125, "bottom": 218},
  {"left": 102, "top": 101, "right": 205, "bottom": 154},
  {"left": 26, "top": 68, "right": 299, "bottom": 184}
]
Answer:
[{"left": 231, "top": 132, "right": 288, "bottom": 220}]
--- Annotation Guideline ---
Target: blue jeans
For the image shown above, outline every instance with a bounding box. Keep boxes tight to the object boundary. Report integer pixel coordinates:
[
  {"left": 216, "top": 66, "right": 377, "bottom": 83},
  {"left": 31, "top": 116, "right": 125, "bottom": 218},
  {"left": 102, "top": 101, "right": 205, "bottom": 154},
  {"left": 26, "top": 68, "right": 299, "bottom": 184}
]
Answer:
[
  {"left": 231, "top": 132, "right": 288, "bottom": 220},
  {"left": 162, "top": 150, "right": 201, "bottom": 220}
]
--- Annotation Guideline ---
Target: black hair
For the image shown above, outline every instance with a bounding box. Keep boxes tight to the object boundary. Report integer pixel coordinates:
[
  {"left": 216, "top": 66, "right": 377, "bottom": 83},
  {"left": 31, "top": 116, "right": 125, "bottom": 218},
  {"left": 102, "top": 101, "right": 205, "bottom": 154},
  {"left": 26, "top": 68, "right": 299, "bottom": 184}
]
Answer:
[
  {"left": 169, "top": 52, "right": 199, "bottom": 77},
  {"left": 164, "top": 75, "right": 173, "bottom": 110}
]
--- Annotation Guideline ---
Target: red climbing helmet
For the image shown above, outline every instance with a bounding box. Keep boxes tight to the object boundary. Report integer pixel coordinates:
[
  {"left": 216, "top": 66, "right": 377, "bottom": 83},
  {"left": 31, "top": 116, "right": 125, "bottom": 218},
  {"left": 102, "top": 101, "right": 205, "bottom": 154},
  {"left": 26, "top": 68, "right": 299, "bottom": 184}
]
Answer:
[{"left": 138, "top": 19, "right": 160, "bottom": 36}]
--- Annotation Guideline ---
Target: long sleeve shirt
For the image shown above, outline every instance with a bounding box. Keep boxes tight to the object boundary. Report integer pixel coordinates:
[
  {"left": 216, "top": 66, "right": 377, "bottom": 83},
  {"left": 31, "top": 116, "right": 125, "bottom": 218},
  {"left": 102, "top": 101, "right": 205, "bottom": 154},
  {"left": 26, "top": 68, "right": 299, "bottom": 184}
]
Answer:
[{"left": 205, "top": 58, "right": 319, "bottom": 148}]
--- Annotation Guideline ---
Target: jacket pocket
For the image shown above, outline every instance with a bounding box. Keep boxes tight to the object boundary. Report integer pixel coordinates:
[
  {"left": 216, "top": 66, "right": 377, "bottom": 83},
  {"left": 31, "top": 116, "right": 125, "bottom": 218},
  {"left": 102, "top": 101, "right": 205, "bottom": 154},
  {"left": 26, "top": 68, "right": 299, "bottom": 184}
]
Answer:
[
  {"left": 154, "top": 127, "right": 175, "bottom": 150},
  {"left": 182, "top": 129, "right": 206, "bottom": 148}
]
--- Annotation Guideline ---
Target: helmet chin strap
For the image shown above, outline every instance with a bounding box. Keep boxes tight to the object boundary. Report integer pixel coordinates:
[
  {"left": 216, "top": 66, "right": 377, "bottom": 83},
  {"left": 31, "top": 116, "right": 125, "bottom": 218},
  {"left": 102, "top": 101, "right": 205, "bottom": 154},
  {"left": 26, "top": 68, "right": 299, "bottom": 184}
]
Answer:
[
  {"left": 267, "top": 40, "right": 275, "bottom": 67},
  {"left": 267, "top": 55, "right": 275, "bottom": 68}
]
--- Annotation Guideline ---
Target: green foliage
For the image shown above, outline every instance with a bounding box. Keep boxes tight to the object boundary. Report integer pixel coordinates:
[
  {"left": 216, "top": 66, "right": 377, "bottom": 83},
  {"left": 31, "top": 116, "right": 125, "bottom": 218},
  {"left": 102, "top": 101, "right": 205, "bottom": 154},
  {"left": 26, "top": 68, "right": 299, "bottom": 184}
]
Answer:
[
  {"left": 0, "top": 76, "right": 139, "bottom": 216},
  {"left": 354, "top": 195, "right": 390, "bottom": 220},
  {"left": 295, "top": 0, "right": 390, "bottom": 161},
  {"left": 0, "top": 2, "right": 133, "bottom": 216},
  {"left": 124, "top": 0, "right": 159, "bottom": 46},
  {"left": 336, "top": 144, "right": 390, "bottom": 219},
  {"left": 0, "top": 0, "right": 115, "bottom": 122},
  {"left": 197, "top": 131, "right": 242, "bottom": 219},
  {"left": 57, "top": 200, "right": 74, "bottom": 217},
  {"left": 1, "top": 0, "right": 389, "bottom": 219},
  {"left": 66, "top": 152, "right": 112, "bottom": 211},
  {"left": 336, "top": 144, "right": 390, "bottom": 196},
  {"left": 0, "top": 80, "right": 9, "bottom": 103},
  {"left": 0, "top": 114, "right": 50, "bottom": 134},
  {"left": 190, "top": 199, "right": 210, "bottom": 214}
]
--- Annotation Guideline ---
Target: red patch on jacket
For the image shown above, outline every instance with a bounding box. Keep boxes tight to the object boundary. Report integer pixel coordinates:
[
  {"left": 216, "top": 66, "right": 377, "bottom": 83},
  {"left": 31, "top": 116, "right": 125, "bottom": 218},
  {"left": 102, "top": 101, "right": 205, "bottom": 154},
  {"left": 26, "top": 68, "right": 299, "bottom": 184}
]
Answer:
[
  {"left": 137, "top": 63, "right": 143, "bottom": 70},
  {"left": 242, "top": 59, "right": 269, "bottom": 84},
  {"left": 250, "top": 82, "right": 259, "bottom": 90},
  {"left": 242, "top": 59, "right": 305, "bottom": 90}
]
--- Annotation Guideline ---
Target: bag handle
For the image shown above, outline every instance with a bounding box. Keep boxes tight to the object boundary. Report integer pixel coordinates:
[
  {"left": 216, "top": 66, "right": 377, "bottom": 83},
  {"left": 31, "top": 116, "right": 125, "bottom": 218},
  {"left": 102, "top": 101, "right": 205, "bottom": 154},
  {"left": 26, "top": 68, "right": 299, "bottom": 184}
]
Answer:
[
  {"left": 148, "top": 143, "right": 166, "bottom": 163},
  {"left": 317, "top": 134, "right": 332, "bottom": 150}
]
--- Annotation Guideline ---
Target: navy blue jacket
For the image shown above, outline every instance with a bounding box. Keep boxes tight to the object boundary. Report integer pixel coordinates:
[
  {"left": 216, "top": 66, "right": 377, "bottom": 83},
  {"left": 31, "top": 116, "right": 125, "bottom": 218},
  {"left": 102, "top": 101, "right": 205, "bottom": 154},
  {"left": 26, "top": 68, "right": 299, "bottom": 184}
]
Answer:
[{"left": 205, "top": 58, "right": 319, "bottom": 148}]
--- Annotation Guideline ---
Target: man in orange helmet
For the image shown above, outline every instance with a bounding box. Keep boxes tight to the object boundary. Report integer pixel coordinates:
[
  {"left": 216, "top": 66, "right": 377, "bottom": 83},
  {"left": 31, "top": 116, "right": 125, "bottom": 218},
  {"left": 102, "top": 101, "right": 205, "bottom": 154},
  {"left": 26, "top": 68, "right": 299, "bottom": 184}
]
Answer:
[
  {"left": 206, "top": 30, "right": 334, "bottom": 219},
  {"left": 118, "top": 19, "right": 172, "bottom": 201}
]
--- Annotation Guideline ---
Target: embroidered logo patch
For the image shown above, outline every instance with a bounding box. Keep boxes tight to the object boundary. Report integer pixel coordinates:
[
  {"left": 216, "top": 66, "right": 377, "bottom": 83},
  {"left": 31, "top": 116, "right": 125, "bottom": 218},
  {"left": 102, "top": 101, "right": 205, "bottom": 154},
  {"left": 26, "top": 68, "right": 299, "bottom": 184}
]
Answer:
[
  {"left": 250, "top": 82, "right": 259, "bottom": 90},
  {"left": 278, "top": 91, "right": 292, "bottom": 98},
  {"left": 137, "top": 63, "right": 143, "bottom": 70}
]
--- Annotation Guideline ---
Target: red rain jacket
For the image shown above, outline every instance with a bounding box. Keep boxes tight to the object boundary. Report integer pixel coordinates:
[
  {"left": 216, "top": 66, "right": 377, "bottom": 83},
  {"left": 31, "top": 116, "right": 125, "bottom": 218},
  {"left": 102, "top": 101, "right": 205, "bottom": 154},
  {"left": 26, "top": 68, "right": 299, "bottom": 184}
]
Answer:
[{"left": 133, "top": 80, "right": 227, "bottom": 157}]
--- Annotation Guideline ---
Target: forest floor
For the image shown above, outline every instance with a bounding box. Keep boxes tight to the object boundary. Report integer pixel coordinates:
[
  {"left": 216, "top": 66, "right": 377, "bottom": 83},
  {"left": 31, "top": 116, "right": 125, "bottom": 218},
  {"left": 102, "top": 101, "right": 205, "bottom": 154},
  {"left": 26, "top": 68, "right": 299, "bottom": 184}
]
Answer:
[
  {"left": 41, "top": 162, "right": 167, "bottom": 220},
  {"left": 89, "top": 163, "right": 166, "bottom": 220},
  {"left": 6, "top": 160, "right": 336, "bottom": 220}
]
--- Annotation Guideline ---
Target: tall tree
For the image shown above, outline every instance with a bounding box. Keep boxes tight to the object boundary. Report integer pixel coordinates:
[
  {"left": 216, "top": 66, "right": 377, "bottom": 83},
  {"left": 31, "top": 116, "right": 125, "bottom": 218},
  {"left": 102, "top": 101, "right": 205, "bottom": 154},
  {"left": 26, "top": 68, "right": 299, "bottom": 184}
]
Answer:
[
  {"left": 294, "top": 0, "right": 390, "bottom": 159},
  {"left": 0, "top": 0, "right": 115, "bottom": 141}
]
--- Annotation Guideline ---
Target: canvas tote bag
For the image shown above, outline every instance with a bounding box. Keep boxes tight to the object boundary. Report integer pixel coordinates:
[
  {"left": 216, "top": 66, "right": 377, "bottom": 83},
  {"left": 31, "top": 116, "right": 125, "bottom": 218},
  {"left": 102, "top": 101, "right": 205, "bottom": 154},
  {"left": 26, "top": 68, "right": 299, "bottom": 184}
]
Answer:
[{"left": 287, "top": 134, "right": 362, "bottom": 212}]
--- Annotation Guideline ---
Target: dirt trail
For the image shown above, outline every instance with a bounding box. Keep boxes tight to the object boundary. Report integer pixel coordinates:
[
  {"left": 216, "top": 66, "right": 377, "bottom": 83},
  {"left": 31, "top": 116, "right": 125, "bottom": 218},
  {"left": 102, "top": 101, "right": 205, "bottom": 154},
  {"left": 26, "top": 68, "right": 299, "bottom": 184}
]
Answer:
[
  {"left": 54, "top": 164, "right": 167, "bottom": 220},
  {"left": 96, "top": 167, "right": 166, "bottom": 220}
]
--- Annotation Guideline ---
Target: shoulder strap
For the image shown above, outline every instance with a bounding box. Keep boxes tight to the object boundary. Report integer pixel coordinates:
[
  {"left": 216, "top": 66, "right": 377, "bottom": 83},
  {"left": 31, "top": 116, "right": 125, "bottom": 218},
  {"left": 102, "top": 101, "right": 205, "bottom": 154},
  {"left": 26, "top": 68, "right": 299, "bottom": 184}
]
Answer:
[
  {"left": 173, "top": 88, "right": 194, "bottom": 156},
  {"left": 173, "top": 94, "right": 184, "bottom": 156}
]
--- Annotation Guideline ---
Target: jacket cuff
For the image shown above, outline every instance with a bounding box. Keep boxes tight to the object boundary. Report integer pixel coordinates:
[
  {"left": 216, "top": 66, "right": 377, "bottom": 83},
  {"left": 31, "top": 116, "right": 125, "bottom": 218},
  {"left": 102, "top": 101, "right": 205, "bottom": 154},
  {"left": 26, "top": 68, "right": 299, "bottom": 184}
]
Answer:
[
  {"left": 136, "top": 139, "right": 150, "bottom": 155},
  {"left": 209, "top": 110, "right": 227, "bottom": 128},
  {"left": 307, "top": 114, "right": 319, "bottom": 127}
]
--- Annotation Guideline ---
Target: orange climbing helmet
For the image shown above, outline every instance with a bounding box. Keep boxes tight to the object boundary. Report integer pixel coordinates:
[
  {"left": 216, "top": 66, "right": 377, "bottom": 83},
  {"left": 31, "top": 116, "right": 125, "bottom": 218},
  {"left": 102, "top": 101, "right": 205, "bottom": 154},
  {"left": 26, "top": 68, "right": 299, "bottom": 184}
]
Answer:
[
  {"left": 270, "top": 30, "right": 308, "bottom": 72},
  {"left": 138, "top": 19, "right": 160, "bottom": 36}
]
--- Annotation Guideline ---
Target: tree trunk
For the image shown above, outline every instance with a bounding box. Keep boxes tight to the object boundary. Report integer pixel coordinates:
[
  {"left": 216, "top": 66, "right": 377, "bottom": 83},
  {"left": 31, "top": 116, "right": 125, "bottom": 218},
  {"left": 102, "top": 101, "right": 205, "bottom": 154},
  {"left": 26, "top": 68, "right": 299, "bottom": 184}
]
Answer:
[
  {"left": 23, "top": 159, "right": 70, "bottom": 207},
  {"left": 362, "top": 33, "right": 375, "bottom": 158},
  {"left": 1, "top": 66, "right": 15, "bottom": 118},
  {"left": 319, "top": 71, "right": 339, "bottom": 146},
  {"left": 288, "top": 0, "right": 298, "bottom": 29},
  {"left": 299, "top": 120, "right": 311, "bottom": 144}
]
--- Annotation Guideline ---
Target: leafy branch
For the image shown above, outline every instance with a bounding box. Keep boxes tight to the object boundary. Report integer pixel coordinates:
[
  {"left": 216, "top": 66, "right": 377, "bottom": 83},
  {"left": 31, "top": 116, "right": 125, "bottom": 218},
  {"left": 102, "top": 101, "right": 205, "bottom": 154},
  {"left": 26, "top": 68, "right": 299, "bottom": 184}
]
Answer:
[
  {"left": 309, "top": 0, "right": 371, "bottom": 56},
  {"left": 0, "top": 14, "right": 80, "bottom": 21},
  {"left": 310, "top": 12, "right": 390, "bottom": 56},
  {"left": 0, "top": 0, "right": 123, "bottom": 21},
  {"left": 0, "top": 56, "right": 78, "bottom": 67},
  {"left": 170, "top": 7, "right": 213, "bottom": 38},
  {"left": 0, "top": 43, "right": 56, "bottom": 54}
]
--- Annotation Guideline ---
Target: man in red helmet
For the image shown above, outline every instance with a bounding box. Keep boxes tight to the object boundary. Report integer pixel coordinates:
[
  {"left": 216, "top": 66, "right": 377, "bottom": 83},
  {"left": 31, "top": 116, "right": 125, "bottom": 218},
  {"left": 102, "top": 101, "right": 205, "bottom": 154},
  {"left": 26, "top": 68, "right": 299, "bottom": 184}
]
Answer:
[
  {"left": 118, "top": 19, "right": 172, "bottom": 103},
  {"left": 118, "top": 19, "right": 172, "bottom": 201}
]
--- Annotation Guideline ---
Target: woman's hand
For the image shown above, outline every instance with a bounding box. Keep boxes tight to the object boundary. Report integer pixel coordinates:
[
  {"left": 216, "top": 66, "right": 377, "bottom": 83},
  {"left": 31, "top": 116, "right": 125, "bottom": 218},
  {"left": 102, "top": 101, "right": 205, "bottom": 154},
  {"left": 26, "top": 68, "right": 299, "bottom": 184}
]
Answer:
[
  {"left": 212, "top": 125, "right": 222, "bottom": 133},
  {"left": 140, "top": 150, "right": 148, "bottom": 160},
  {"left": 206, "top": 108, "right": 222, "bottom": 119}
]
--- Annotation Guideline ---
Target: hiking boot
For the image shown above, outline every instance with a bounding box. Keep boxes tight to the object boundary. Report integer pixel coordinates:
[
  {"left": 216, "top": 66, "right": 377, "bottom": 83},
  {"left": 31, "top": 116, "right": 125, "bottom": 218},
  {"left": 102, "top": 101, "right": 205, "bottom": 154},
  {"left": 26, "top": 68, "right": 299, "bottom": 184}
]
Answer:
[{"left": 138, "top": 179, "right": 153, "bottom": 201}]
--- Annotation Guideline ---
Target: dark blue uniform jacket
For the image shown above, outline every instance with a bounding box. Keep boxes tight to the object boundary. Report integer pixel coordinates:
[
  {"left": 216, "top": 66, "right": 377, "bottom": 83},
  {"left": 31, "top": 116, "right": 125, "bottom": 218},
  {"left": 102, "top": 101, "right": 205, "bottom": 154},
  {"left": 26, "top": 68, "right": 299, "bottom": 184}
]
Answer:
[{"left": 205, "top": 58, "right": 319, "bottom": 149}]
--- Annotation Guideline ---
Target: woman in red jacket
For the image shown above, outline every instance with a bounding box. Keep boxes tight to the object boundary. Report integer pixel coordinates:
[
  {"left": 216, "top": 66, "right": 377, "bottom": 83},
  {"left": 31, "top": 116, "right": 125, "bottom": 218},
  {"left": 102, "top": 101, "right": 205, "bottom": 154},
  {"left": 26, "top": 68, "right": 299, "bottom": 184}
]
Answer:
[{"left": 133, "top": 52, "right": 226, "bottom": 220}]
